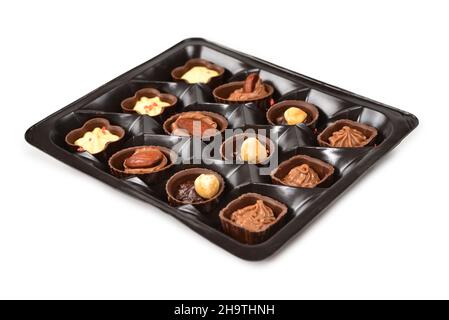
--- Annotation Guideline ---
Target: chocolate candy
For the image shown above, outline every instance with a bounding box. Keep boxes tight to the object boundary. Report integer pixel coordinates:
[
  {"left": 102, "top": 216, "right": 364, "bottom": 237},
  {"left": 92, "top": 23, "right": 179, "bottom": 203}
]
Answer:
[
  {"left": 166, "top": 168, "right": 225, "bottom": 209},
  {"left": 228, "top": 74, "right": 269, "bottom": 101},
  {"left": 171, "top": 58, "right": 225, "bottom": 85},
  {"left": 230, "top": 199, "right": 276, "bottom": 232},
  {"left": 219, "top": 193, "right": 288, "bottom": 245},
  {"left": 173, "top": 113, "right": 217, "bottom": 136},
  {"left": 164, "top": 111, "right": 227, "bottom": 138},
  {"left": 282, "top": 164, "right": 320, "bottom": 188},
  {"left": 271, "top": 155, "right": 335, "bottom": 189},
  {"left": 318, "top": 119, "right": 378, "bottom": 148},
  {"left": 328, "top": 126, "right": 367, "bottom": 147},
  {"left": 124, "top": 147, "right": 164, "bottom": 169}
]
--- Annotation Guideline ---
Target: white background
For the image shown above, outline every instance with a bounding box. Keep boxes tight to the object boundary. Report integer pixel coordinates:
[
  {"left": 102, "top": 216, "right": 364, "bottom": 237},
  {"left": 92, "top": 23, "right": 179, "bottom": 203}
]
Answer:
[{"left": 1, "top": 0, "right": 448, "bottom": 299}]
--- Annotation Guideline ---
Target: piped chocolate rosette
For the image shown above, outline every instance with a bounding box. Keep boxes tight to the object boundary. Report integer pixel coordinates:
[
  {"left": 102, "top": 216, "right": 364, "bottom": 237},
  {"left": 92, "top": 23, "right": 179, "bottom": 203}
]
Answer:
[
  {"left": 108, "top": 146, "right": 176, "bottom": 182},
  {"left": 318, "top": 119, "right": 378, "bottom": 148},
  {"left": 230, "top": 200, "right": 276, "bottom": 232},
  {"left": 282, "top": 164, "right": 320, "bottom": 188},
  {"left": 163, "top": 111, "right": 228, "bottom": 138},
  {"left": 328, "top": 126, "right": 367, "bottom": 147},
  {"left": 271, "top": 155, "right": 335, "bottom": 189},
  {"left": 219, "top": 193, "right": 288, "bottom": 244}
]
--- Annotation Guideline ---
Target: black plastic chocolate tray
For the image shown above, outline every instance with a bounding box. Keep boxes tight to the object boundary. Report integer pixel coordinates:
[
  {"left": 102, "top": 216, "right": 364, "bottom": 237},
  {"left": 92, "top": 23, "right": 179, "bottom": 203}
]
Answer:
[{"left": 25, "top": 38, "right": 418, "bottom": 260}]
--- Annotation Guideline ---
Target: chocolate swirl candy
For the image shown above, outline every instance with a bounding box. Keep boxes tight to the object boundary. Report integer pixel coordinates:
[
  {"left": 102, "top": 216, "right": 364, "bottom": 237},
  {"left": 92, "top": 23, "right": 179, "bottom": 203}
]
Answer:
[
  {"left": 230, "top": 200, "right": 276, "bottom": 232},
  {"left": 282, "top": 164, "right": 320, "bottom": 188},
  {"left": 328, "top": 125, "right": 368, "bottom": 147},
  {"left": 123, "top": 147, "right": 168, "bottom": 174},
  {"left": 171, "top": 111, "right": 218, "bottom": 137},
  {"left": 228, "top": 74, "right": 269, "bottom": 101}
]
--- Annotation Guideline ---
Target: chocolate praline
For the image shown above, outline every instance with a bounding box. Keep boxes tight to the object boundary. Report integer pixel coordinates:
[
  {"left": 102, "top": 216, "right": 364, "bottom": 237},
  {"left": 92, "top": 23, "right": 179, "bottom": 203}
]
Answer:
[
  {"left": 171, "top": 58, "right": 225, "bottom": 86},
  {"left": 219, "top": 193, "right": 288, "bottom": 244},
  {"left": 266, "top": 100, "right": 319, "bottom": 129},
  {"left": 163, "top": 111, "right": 228, "bottom": 138},
  {"left": 318, "top": 119, "right": 378, "bottom": 148},
  {"left": 120, "top": 88, "right": 177, "bottom": 117},
  {"left": 65, "top": 118, "right": 125, "bottom": 155},
  {"left": 220, "top": 133, "right": 275, "bottom": 165},
  {"left": 108, "top": 145, "right": 176, "bottom": 178},
  {"left": 166, "top": 168, "right": 225, "bottom": 207},
  {"left": 213, "top": 74, "right": 274, "bottom": 105},
  {"left": 271, "top": 155, "right": 335, "bottom": 188}
]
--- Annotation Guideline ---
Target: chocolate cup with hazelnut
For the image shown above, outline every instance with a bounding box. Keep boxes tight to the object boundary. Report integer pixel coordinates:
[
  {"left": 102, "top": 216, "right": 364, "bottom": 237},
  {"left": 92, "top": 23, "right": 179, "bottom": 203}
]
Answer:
[
  {"left": 166, "top": 168, "right": 225, "bottom": 211},
  {"left": 109, "top": 146, "right": 177, "bottom": 185},
  {"left": 219, "top": 193, "right": 288, "bottom": 245},
  {"left": 213, "top": 79, "right": 274, "bottom": 109},
  {"left": 220, "top": 133, "right": 275, "bottom": 165},
  {"left": 267, "top": 100, "right": 319, "bottom": 129},
  {"left": 171, "top": 58, "right": 225, "bottom": 88},
  {"left": 317, "top": 119, "right": 378, "bottom": 148},
  {"left": 271, "top": 155, "right": 335, "bottom": 188},
  {"left": 121, "top": 88, "right": 177, "bottom": 120},
  {"left": 65, "top": 118, "right": 125, "bottom": 155},
  {"left": 163, "top": 111, "right": 228, "bottom": 139}
]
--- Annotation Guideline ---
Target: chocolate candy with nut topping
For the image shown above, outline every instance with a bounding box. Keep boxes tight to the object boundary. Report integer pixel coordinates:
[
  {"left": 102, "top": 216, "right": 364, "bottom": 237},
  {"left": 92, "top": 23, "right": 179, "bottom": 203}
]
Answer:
[
  {"left": 228, "top": 74, "right": 269, "bottom": 101},
  {"left": 124, "top": 147, "right": 167, "bottom": 171},
  {"left": 171, "top": 112, "right": 217, "bottom": 136}
]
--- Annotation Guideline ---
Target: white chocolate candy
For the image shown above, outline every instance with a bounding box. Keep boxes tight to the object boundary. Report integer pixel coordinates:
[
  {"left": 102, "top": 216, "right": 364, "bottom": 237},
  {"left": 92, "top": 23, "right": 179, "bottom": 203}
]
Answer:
[
  {"left": 181, "top": 66, "right": 219, "bottom": 84},
  {"left": 194, "top": 174, "right": 220, "bottom": 199},
  {"left": 240, "top": 137, "right": 268, "bottom": 164},
  {"left": 74, "top": 127, "right": 119, "bottom": 154},
  {"left": 133, "top": 96, "right": 170, "bottom": 116}
]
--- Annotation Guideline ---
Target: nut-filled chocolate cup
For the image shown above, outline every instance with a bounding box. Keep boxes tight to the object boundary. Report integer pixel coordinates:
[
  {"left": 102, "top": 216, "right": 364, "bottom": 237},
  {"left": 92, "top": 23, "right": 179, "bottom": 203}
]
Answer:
[
  {"left": 65, "top": 118, "right": 125, "bottom": 155},
  {"left": 271, "top": 155, "right": 334, "bottom": 188},
  {"left": 171, "top": 58, "right": 225, "bottom": 87},
  {"left": 267, "top": 100, "right": 319, "bottom": 129},
  {"left": 166, "top": 168, "right": 225, "bottom": 211},
  {"left": 213, "top": 73, "right": 274, "bottom": 108},
  {"left": 219, "top": 193, "right": 288, "bottom": 245},
  {"left": 109, "top": 145, "right": 177, "bottom": 184},
  {"left": 121, "top": 88, "right": 177, "bottom": 118},
  {"left": 163, "top": 111, "right": 228, "bottom": 139},
  {"left": 318, "top": 119, "right": 378, "bottom": 148},
  {"left": 220, "top": 133, "right": 275, "bottom": 165}
]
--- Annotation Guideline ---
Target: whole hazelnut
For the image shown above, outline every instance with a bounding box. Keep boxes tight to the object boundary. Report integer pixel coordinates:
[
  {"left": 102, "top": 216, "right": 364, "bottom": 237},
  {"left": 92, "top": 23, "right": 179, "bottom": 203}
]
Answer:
[
  {"left": 240, "top": 137, "right": 268, "bottom": 164},
  {"left": 194, "top": 174, "right": 220, "bottom": 199},
  {"left": 284, "top": 107, "right": 307, "bottom": 125}
]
